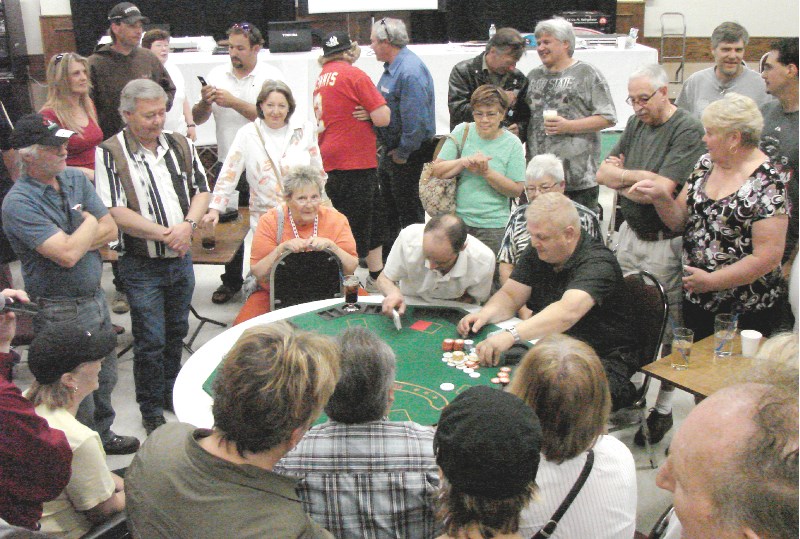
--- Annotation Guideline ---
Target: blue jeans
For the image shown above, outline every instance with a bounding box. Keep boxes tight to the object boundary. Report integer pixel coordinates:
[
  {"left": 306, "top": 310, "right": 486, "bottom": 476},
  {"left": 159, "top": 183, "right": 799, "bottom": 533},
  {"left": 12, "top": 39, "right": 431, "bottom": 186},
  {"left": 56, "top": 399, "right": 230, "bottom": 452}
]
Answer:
[
  {"left": 35, "top": 289, "right": 118, "bottom": 443},
  {"left": 119, "top": 254, "right": 194, "bottom": 419}
]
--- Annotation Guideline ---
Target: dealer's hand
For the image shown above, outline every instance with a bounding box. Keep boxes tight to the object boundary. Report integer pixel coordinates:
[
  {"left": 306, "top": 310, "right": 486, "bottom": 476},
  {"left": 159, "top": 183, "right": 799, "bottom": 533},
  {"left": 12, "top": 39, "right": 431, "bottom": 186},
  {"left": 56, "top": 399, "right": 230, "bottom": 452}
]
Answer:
[
  {"left": 457, "top": 312, "right": 487, "bottom": 337},
  {"left": 475, "top": 330, "right": 515, "bottom": 367},
  {"left": 381, "top": 292, "right": 406, "bottom": 317}
]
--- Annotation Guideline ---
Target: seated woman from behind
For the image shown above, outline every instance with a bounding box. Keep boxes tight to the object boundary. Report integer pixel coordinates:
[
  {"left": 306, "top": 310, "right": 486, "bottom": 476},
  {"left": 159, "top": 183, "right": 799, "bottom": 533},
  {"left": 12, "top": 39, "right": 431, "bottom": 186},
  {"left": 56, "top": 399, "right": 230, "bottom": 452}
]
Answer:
[
  {"left": 235, "top": 165, "right": 358, "bottom": 324},
  {"left": 508, "top": 334, "right": 637, "bottom": 539},
  {"left": 25, "top": 320, "right": 125, "bottom": 538}
]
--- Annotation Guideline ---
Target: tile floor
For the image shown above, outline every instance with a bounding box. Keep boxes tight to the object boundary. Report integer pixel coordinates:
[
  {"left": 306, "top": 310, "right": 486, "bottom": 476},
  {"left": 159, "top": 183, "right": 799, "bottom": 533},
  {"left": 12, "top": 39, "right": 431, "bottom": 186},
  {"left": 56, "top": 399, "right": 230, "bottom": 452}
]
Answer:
[{"left": 7, "top": 188, "right": 686, "bottom": 534}]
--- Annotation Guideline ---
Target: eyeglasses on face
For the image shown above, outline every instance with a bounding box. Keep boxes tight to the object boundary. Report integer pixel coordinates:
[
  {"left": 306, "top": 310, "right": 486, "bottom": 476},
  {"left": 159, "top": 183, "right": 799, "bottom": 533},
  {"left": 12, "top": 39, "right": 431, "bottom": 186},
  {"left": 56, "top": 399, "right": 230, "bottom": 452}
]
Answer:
[
  {"left": 625, "top": 89, "right": 659, "bottom": 107},
  {"left": 526, "top": 182, "right": 558, "bottom": 194}
]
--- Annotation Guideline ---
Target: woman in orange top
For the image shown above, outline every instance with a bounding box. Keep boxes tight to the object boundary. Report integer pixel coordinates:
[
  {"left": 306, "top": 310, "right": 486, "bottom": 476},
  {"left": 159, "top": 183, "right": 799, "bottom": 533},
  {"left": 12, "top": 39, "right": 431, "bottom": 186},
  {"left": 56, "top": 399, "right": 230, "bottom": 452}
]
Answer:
[{"left": 235, "top": 165, "right": 358, "bottom": 324}]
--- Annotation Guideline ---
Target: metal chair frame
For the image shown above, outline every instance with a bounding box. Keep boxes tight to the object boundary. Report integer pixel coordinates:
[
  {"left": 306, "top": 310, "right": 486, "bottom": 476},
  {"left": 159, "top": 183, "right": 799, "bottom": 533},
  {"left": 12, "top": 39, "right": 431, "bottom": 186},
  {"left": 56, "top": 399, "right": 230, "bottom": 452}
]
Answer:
[{"left": 609, "top": 270, "right": 670, "bottom": 468}]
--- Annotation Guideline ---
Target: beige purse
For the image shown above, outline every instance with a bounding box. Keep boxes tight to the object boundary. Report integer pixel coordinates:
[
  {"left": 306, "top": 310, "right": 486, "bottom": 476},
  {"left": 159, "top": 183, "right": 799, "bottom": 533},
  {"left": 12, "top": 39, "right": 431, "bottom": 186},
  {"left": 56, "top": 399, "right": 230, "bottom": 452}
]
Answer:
[{"left": 418, "top": 124, "right": 469, "bottom": 217}]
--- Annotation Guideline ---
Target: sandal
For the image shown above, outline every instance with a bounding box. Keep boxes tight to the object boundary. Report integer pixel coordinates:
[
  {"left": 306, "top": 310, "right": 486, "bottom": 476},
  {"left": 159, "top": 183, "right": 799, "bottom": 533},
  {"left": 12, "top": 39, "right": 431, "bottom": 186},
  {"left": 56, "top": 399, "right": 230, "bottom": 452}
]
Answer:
[{"left": 212, "top": 284, "right": 237, "bottom": 304}]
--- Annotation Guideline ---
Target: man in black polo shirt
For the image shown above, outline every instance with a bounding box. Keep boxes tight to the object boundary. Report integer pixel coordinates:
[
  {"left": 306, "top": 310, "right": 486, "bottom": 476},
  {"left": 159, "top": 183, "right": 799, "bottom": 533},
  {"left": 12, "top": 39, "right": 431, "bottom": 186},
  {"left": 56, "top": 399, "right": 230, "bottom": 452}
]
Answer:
[{"left": 458, "top": 192, "right": 640, "bottom": 410}]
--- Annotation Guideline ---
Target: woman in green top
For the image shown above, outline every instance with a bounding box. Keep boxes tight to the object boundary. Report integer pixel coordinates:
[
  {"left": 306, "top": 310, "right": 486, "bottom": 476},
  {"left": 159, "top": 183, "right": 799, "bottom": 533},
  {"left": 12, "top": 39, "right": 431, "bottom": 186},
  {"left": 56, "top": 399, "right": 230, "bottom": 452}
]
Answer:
[{"left": 432, "top": 84, "right": 526, "bottom": 256}]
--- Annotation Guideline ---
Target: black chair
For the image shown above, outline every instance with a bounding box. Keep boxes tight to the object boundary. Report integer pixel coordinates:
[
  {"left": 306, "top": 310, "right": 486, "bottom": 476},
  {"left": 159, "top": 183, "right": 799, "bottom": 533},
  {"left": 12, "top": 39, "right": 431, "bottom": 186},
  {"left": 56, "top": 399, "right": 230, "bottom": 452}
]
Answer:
[
  {"left": 649, "top": 506, "right": 675, "bottom": 539},
  {"left": 269, "top": 248, "right": 343, "bottom": 311},
  {"left": 609, "top": 270, "right": 669, "bottom": 468},
  {"left": 82, "top": 511, "right": 130, "bottom": 539}
]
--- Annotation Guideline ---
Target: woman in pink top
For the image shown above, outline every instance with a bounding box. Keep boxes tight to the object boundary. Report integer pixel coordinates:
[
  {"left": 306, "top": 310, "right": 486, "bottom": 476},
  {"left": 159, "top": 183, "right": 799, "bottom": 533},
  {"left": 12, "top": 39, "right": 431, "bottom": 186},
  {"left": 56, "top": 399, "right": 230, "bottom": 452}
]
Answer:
[{"left": 40, "top": 52, "right": 103, "bottom": 181}]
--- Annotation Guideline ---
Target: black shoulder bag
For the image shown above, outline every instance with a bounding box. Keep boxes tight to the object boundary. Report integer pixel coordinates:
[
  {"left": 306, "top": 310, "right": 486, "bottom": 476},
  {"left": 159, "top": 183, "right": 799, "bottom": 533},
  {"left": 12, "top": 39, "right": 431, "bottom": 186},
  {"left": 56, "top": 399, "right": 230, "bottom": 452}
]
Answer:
[{"left": 532, "top": 449, "right": 595, "bottom": 539}]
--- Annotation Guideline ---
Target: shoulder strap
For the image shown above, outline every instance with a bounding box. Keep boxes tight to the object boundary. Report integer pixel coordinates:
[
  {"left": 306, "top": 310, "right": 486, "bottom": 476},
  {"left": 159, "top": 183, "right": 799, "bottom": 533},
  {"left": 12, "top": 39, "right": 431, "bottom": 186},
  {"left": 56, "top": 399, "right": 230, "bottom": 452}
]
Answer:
[
  {"left": 431, "top": 123, "right": 472, "bottom": 162},
  {"left": 255, "top": 122, "right": 283, "bottom": 185},
  {"left": 532, "top": 449, "right": 594, "bottom": 539},
  {"left": 458, "top": 124, "right": 470, "bottom": 157}
]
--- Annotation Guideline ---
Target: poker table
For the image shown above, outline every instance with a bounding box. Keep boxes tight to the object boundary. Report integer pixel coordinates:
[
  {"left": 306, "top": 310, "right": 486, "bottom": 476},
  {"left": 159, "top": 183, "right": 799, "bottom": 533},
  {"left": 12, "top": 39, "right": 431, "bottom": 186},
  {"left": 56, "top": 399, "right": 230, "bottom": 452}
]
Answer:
[{"left": 174, "top": 297, "right": 524, "bottom": 427}]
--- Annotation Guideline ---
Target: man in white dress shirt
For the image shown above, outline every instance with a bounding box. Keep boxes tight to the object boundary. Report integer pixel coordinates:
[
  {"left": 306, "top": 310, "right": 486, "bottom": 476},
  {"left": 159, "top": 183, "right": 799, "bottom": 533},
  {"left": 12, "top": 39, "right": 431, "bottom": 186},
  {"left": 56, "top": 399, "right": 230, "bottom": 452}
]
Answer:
[
  {"left": 376, "top": 214, "right": 495, "bottom": 316},
  {"left": 192, "top": 22, "right": 285, "bottom": 304}
]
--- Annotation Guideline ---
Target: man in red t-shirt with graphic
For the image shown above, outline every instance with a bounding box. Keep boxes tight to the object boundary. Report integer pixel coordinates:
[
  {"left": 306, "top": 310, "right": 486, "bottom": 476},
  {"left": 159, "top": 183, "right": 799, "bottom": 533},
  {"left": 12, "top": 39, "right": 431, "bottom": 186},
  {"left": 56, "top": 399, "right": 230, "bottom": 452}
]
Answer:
[{"left": 314, "top": 31, "right": 391, "bottom": 292}]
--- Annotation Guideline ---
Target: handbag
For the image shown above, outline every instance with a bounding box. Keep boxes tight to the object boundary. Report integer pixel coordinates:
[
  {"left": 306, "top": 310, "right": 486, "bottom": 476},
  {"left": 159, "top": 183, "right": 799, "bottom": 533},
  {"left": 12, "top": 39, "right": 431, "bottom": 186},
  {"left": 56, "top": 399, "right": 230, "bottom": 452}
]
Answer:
[
  {"left": 531, "top": 449, "right": 595, "bottom": 539},
  {"left": 418, "top": 124, "right": 470, "bottom": 217},
  {"left": 242, "top": 205, "right": 285, "bottom": 301}
]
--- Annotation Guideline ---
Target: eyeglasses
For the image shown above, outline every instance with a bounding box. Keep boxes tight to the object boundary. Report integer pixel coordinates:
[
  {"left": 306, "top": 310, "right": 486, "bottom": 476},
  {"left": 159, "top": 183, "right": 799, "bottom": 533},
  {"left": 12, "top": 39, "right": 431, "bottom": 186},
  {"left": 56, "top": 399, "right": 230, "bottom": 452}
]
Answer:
[
  {"left": 473, "top": 111, "right": 501, "bottom": 119},
  {"left": 526, "top": 182, "right": 558, "bottom": 194},
  {"left": 625, "top": 89, "right": 659, "bottom": 107},
  {"left": 292, "top": 194, "right": 322, "bottom": 207},
  {"left": 379, "top": 18, "right": 393, "bottom": 43},
  {"left": 232, "top": 22, "right": 252, "bottom": 34}
]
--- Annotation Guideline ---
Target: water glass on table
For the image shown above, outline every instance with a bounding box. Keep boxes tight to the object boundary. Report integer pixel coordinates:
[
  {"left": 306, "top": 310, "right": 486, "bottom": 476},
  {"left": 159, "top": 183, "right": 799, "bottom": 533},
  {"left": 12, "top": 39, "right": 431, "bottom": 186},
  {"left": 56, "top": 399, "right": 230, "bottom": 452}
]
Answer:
[
  {"left": 671, "top": 327, "right": 694, "bottom": 370},
  {"left": 714, "top": 313, "right": 738, "bottom": 358},
  {"left": 201, "top": 222, "right": 216, "bottom": 251}
]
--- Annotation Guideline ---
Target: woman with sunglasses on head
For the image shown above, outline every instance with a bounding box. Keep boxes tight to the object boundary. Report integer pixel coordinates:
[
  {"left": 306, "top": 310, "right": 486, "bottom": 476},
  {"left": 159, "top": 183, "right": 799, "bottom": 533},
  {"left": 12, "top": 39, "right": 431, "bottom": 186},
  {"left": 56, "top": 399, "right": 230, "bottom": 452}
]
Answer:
[
  {"left": 40, "top": 52, "right": 103, "bottom": 182},
  {"left": 431, "top": 84, "right": 526, "bottom": 259}
]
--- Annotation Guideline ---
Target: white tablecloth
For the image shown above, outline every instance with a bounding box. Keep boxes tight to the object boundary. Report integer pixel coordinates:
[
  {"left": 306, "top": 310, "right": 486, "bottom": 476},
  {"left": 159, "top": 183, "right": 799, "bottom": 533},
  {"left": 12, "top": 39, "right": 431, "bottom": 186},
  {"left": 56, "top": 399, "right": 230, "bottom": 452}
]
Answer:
[{"left": 172, "top": 42, "right": 658, "bottom": 151}]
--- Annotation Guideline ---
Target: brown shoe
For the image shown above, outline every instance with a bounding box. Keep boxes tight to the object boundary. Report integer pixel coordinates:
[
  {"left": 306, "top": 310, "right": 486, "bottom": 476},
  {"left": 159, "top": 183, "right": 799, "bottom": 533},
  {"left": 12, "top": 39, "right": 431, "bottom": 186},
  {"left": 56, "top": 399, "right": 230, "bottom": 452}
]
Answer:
[{"left": 211, "top": 284, "right": 237, "bottom": 304}]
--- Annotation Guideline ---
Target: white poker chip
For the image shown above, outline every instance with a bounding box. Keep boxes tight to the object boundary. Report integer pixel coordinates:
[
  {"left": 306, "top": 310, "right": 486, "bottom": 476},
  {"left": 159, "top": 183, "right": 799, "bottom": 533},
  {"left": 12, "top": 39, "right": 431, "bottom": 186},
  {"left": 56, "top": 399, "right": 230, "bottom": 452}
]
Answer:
[
  {"left": 456, "top": 364, "right": 466, "bottom": 370},
  {"left": 469, "top": 372, "right": 480, "bottom": 378},
  {"left": 440, "top": 382, "right": 455, "bottom": 391},
  {"left": 463, "top": 367, "right": 474, "bottom": 374},
  {"left": 447, "top": 361, "right": 457, "bottom": 367}
]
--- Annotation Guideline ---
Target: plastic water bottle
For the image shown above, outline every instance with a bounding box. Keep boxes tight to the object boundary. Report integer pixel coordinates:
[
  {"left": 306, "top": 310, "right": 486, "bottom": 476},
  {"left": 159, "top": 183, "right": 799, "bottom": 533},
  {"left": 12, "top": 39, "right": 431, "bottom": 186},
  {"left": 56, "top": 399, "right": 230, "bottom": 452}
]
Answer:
[{"left": 489, "top": 24, "right": 496, "bottom": 40}]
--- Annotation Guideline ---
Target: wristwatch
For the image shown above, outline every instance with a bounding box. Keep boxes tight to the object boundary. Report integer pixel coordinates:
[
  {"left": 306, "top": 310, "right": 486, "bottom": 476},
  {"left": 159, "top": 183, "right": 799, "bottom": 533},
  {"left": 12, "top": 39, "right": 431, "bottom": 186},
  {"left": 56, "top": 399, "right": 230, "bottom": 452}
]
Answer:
[
  {"left": 183, "top": 218, "right": 198, "bottom": 231},
  {"left": 505, "top": 325, "right": 521, "bottom": 344}
]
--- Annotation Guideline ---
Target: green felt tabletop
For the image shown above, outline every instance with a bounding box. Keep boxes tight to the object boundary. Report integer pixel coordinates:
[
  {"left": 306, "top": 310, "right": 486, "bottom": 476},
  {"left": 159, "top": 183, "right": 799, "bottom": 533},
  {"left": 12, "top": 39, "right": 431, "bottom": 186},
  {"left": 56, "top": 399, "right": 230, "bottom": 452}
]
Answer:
[{"left": 203, "top": 304, "right": 505, "bottom": 425}]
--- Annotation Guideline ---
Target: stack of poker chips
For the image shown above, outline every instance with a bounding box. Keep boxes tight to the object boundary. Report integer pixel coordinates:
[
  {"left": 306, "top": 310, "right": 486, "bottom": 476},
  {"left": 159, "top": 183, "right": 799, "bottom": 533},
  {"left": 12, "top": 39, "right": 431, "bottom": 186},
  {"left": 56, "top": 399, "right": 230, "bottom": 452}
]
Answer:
[
  {"left": 441, "top": 338, "right": 481, "bottom": 379},
  {"left": 490, "top": 367, "right": 513, "bottom": 387}
]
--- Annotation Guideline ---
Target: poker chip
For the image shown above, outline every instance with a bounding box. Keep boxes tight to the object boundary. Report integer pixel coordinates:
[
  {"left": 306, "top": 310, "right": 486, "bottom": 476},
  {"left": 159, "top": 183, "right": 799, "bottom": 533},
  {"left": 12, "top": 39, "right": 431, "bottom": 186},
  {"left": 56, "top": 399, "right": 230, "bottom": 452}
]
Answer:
[
  {"left": 469, "top": 372, "right": 480, "bottom": 378},
  {"left": 500, "top": 367, "right": 512, "bottom": 373},
  {"left": 490, "top": 377, "right": 501, "bottom": 384},
  {"left": 456, "top": 364, "right": 466, "bottom": 370},
  {"left": 447, "top": 361, "right": 457, "bottom": 367},
  {"left": 442, "top": 339, "right": 454, "bottom": 352},
  {"left": 440, "top": 382, "right": 455, "bottom": 391},
  {"left": 463, "top": 367, "right": 474, "bottom": 374},
  {"left": 454, "top": 339, "right": 464, "bottom": 351}
]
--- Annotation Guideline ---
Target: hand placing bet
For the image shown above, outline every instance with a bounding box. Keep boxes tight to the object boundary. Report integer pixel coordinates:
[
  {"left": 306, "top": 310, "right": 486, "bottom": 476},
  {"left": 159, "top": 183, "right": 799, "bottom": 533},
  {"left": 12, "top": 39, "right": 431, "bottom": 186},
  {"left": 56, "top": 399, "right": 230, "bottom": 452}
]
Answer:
[{"left": 476, "top": 330, "right": 515, "bottom": 367}]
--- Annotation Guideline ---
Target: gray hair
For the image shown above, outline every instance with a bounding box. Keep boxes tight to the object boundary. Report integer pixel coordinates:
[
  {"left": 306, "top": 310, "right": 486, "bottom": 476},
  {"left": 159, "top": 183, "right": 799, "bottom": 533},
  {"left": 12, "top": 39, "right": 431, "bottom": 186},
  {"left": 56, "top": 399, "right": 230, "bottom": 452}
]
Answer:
[
  {"left": 525, "top": 191, "right": 580, "bottom": 231},
  {"left": 711, "top": 22, "right": 749, "bottom": 48},
  {"left": 629, "top": 64, "right": 669, "bottom": 91},
  {"left": 324, "top": 327, "right": 397, "bottom": 423},
  {"left": 534, "top": 18, "right": 575, "bottom": 56},
  {"left": 526, "top": 154, "right": 564, "bottom": 184},
  {"left": 118, "top": 79, "right": 167, "bottom": 117},
  {"left": 372, "top": 17, "right": 409, "bottom": 48},
  {"left": 282, "top": 165, "right": 325, "bottom": 199},
  {"left": 16, "top": 144, "right": 41, "bottom": 176},
  {"left": 701, "top": 92, "right": 763, "bottom": 148}
]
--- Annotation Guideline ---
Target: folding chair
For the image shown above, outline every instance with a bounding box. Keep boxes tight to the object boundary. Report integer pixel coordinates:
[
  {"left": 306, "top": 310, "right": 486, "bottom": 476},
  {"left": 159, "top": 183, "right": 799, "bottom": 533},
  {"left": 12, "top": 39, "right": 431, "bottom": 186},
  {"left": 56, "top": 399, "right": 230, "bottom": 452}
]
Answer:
[
  {"left": 82, "top": 511, "right": 130, "bottom": 539},
  {"left": 609, "top": 270, "right": 669, "bottom": 468},
  {"left": 269, "top": 248, "right": 343, "bottom": 311}
]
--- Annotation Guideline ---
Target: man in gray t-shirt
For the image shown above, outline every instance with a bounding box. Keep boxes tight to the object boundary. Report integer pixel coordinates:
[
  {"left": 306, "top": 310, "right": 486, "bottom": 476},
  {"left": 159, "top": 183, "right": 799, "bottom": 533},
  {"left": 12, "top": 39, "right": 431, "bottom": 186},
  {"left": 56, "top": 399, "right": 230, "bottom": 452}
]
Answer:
[
  {"left": 525, "top": 18, "right": 616, "bottom": 211},
  {"left": 597, "top": 65, "right": 705, "bottom": 447},
  {"left": 760, "top": 38, "right": 798, "bottom": 272},
  {"left": 676, "top": 22, "right": 771, "bottom": 119}
]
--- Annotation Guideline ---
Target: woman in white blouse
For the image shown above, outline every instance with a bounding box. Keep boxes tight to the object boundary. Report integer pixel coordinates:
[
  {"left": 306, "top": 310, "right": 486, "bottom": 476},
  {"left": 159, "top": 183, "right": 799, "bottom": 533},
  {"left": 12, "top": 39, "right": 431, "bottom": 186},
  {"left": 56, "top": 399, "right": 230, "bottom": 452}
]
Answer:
[
  {"left": 508, "top": 334, "right": 638, "bottom": 539},
  {"left": 202, "top": 79, "right": 325, "bottom": 231}
]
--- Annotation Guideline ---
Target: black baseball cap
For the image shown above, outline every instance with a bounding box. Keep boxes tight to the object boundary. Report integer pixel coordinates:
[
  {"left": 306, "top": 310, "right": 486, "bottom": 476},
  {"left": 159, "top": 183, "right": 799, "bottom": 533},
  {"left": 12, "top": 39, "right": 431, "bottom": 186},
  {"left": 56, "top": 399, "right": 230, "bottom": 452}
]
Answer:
[
  {"left": 10, "top": 113, "right": 74, "bottom": 150},
  {"left": 322, "top": 32, "right": 353, "bottom": 57},
  {"left": 28, "top": 319, "right": 117, "bottom": 385},
  {"left": 434, "top": 386, "right": 542, "bottom": 499},
  {"left": 108, "top": 2, "right": 149, "bottom": 24}
]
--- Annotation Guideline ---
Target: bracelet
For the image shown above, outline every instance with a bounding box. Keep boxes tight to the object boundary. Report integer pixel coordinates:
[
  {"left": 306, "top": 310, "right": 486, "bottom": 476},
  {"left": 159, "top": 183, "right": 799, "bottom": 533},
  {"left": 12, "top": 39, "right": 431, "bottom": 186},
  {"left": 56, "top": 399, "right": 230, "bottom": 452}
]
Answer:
[
  {"left": 187, "top": 124, "right": 196, "bottom": 128},
  {"left": 620, "top": 170, "right": 629, "bottom": 185}
]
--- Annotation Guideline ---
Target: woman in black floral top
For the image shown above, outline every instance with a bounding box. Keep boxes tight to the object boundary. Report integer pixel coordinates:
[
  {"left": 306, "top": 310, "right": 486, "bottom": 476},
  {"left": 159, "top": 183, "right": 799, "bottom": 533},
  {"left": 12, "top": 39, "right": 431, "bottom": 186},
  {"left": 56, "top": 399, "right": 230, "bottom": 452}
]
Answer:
[{"left": 630, "top": 93, "right": 788, "bottom": 339}]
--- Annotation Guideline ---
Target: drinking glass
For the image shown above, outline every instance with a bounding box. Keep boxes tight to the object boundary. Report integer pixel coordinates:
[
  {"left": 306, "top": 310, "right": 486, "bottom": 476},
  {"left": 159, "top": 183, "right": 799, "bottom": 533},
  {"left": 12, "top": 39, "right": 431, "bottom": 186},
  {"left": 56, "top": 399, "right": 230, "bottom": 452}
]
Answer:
[
  {"left": 714, "top": 314, "right": 737, "bottom": 358},
  {"left": 342, "top": 275, "right": 360, "bottom": 312},
  {"left": 671, "top": 327, "right": 694, "bottom": 370}
]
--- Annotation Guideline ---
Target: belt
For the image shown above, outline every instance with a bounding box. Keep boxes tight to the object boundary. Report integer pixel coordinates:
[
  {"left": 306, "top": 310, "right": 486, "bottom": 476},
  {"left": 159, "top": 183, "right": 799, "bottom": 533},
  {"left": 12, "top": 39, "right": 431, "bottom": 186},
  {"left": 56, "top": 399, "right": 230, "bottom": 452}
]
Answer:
[
  {"left": 36, "top": 291, "right": 100, "bottom": 307},
  {"left": 633, "top": 229, "right": 680, "bottom": 242}
]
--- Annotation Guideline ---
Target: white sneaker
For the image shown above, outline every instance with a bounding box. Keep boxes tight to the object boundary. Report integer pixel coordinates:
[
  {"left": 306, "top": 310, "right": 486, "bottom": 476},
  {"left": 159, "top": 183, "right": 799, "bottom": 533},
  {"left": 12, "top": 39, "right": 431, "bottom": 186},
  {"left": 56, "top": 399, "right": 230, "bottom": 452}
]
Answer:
[
  {"left": 365, "top": 276, "right": 380, "bottom": 295},
  {"left": 112, "top": 291, "right": 130, "bottom": 314}
]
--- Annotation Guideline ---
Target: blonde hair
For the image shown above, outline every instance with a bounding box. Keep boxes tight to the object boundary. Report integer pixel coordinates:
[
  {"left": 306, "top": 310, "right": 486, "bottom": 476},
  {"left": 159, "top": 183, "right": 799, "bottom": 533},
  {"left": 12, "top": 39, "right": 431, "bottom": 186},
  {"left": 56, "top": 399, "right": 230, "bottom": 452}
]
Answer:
[
  {"left": 756, "top": 332, "right": 799, "bottom": 364},
  {"left": 508, "top": 334, "right": 611, "bottom": 463},
  {"left": 212, "top": 321, "right": 340, "bottom": 456},
  {"left": 318, "top": 43, "right": 361, "bottom": 66},
  {"left": 525, "top": 191, "right": 580, "bottom": 232},
  {"left": 701, "top": 92, "right": 763, "bottom": 148},
  {"left": 41, "top": 52, "right": 98, "bottom": 135},
  {"left": 26, "top": 376, "right": 74, "bottom": 410}
]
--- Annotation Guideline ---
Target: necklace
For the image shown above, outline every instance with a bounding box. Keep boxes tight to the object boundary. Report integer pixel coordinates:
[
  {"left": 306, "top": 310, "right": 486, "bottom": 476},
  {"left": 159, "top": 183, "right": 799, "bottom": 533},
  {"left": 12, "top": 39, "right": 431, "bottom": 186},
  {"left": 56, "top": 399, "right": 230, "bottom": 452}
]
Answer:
[{"left": 288, "top": 208, "right": 318, "bottom": 239}]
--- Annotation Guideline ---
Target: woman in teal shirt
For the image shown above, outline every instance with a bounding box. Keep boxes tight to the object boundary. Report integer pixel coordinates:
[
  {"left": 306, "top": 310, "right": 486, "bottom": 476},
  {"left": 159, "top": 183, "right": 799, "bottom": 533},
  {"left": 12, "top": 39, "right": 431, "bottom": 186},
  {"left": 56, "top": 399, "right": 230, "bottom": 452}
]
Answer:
[{"left": 432, "top": 85, "right": 526, "bottom": 256}]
